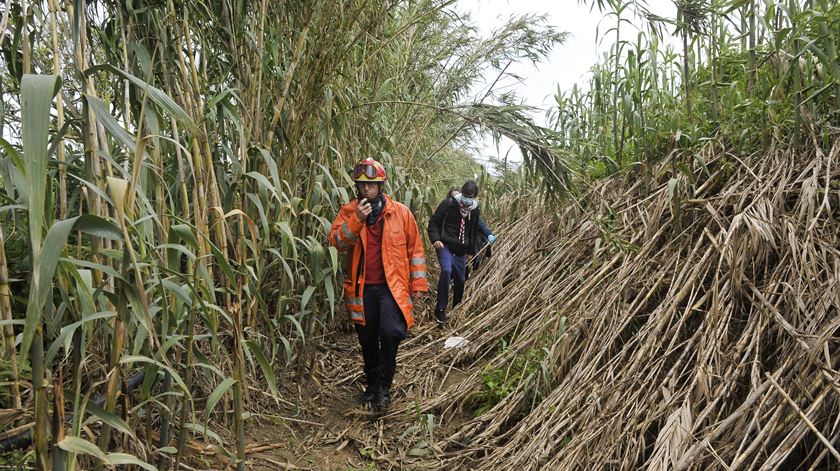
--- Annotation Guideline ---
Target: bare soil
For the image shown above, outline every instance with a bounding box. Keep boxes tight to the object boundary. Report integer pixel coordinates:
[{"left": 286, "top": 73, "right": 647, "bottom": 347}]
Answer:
[{"left": 240, "top": 310, "right": 464, "bottom": 471}]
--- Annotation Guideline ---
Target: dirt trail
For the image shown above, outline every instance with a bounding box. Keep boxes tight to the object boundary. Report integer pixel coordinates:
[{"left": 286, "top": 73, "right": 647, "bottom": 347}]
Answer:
[
  {"left": 244, "top": 331, "right": 371, "bottom": 470},
  {"left": 241, "top": 303, "right": 474, "bottom": 471}
]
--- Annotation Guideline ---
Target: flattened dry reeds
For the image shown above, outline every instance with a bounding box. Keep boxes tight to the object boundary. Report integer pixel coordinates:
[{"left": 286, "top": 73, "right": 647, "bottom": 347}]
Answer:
[{"left": 375, "top": 133, "right": 840, "bottom": 470}]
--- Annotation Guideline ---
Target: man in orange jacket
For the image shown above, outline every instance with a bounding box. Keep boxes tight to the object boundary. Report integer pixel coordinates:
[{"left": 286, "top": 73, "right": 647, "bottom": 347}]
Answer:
[{"left": 329, "top": 158, "right": 428, "bottom": 410}]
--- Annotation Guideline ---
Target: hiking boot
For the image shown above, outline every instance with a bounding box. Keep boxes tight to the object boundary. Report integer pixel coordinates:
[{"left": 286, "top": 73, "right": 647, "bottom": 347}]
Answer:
[
  {"left": 373, "top": 388, "right": 391, "bottom": 411},
  {"left": 434, "top": 308, "right": 448, "bottom": 324},
  {"left": 359, "top": 385, "right": 378, "bottom": 404}
]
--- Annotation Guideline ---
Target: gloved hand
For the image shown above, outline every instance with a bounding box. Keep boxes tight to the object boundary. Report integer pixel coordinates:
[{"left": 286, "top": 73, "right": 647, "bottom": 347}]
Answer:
[{"left": 487, "top": 234, "right": 497, "bottom": 245}]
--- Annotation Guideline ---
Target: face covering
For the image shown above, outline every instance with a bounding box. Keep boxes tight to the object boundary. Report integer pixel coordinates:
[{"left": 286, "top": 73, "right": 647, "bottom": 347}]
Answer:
[
  {"left": 366, "top": 193, "right": 385, "bottom": 225},
  {"left": 454, "top": 193, "right": 478, "bottom": 217}
]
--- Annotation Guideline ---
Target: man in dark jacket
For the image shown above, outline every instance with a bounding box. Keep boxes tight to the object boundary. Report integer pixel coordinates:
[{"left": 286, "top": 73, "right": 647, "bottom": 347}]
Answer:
[{"left": 427, "top": 180, "right": 481, "bottom": 324}]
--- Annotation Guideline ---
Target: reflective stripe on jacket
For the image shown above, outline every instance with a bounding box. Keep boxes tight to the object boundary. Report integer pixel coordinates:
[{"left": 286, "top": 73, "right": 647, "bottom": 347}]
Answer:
[{"left": 328, "top": 195, "right": 428, "bottom": 328}]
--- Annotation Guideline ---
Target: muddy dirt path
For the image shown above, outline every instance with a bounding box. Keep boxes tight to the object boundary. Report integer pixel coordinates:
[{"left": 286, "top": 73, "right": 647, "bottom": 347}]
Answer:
[{"left": 240, "top": 309, "right": 474, "bottom": 471}]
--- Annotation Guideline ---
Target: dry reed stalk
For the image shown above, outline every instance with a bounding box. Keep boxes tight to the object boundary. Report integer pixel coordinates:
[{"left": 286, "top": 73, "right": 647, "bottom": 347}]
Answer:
[{"left": 343, "top": 136, "right": 840, "bottom": 470}]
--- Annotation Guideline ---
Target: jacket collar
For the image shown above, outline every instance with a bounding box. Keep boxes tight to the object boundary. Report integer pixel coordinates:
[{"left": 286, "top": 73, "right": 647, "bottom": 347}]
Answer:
[{"left": 382, "top": 194, "right": 396, "bottom": 215}]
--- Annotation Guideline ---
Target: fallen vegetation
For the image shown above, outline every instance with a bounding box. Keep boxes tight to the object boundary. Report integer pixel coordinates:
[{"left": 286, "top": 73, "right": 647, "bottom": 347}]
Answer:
[{"left": 380, "top": 133, "right": 840, "bottom": 469}]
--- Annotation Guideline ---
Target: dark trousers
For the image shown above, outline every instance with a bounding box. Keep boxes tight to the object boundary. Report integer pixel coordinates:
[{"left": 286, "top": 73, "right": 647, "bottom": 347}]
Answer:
[
  {"left": 355, "top": 284, "right": 406, "bottom": 391},
  {"left": 435, "top": 246, "right": 466, "bottom": 311}
]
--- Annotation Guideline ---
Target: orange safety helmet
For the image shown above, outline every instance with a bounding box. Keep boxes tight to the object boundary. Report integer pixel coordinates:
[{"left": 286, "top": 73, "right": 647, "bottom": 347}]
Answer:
[{"left": 352, "top": 158, "right": 387, "bottom": 182}]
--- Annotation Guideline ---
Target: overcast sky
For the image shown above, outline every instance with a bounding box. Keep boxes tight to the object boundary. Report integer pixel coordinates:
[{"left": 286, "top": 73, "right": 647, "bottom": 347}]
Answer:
[{"left": 455, "top": 0, "right": 678, "bottom": 165}]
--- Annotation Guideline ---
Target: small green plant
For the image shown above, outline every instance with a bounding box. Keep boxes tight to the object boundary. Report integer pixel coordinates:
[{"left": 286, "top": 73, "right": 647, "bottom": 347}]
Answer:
[
  {"left": 468, "top": 347, "right": 546, "bottom": 417},
  {"left": 349, "top": 447, "right": 379, "bottom": 471},
  {"left": 398, "top": 402, "right": 437, "bottom": 458},
  {"left": 343, "top": 463, "right": 378, "bottom": 471}
]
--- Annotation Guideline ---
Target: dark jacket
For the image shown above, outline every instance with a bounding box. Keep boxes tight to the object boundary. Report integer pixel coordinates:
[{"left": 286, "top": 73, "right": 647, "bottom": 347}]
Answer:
[
  {"left": 477, "top": 217, "right": 492, "bottom": 237},
  {"left": 428, "top": 196, "right": 481, "bottom": 256},
  {"left": 476, "top": 217, "right": 493, "bottom": 258}
]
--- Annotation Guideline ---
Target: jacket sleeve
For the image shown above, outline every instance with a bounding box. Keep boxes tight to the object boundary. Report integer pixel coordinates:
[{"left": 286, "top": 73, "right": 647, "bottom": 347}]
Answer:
[
  {"left": 404, "top": 209, "right": 429, "bottom": 293},
  {"left": 478, "top": 216, "right": 493, "bottom": 237},
  {"left": 467, "top": 208, "right": 481, "bottom": 255},
  {"left": 328, "top": 202, "right": 364, "bottom": 252},
  {"left": 427, "top": 199, "right": 449, "bottom": 243}
]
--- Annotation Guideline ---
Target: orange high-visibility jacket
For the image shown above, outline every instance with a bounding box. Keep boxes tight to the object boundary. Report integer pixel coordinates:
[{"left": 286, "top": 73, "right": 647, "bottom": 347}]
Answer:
[{"left": 328, "top": 195, "right": 429, "bottom": 328}]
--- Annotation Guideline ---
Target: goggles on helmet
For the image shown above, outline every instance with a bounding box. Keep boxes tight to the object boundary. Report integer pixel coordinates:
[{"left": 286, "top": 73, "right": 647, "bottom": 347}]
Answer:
[{"left": 352, "top": 163, "right": 379, "bottom": 180}]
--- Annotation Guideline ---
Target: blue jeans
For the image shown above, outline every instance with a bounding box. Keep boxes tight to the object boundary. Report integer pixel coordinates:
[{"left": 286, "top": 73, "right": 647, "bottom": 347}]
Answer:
[{"left": 435, "top": 246, "right": 466, "bottom": 311}]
